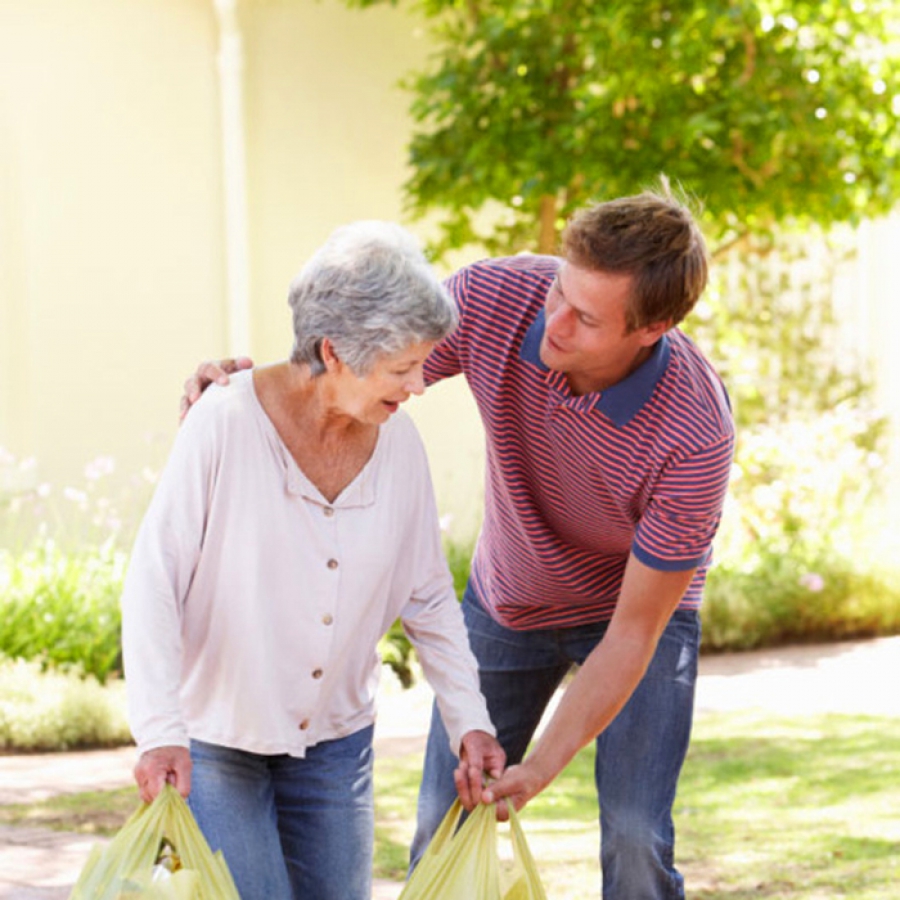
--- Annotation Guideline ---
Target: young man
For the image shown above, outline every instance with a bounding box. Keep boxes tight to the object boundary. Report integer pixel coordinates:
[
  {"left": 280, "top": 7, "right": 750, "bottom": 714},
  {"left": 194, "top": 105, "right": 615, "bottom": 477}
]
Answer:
[{"left": 183, "top": 191, "right": 734, "bottom": 898}]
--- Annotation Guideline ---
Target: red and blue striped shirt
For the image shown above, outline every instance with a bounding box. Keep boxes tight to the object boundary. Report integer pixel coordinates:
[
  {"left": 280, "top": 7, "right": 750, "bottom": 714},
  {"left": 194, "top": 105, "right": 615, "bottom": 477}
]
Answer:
[{"left": 425, "top": 254, "right": 735, "bottom": 630}]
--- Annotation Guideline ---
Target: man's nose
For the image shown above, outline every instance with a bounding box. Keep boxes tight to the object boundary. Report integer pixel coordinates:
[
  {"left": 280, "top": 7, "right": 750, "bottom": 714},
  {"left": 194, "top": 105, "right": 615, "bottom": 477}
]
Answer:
[{"left": 546, "top": 301, "right": 573, "bottom": 336}]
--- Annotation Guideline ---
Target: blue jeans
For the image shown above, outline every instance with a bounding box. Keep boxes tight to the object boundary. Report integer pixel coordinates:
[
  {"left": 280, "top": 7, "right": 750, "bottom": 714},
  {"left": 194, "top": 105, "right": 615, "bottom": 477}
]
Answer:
[
  {"left": 412, "top": 583, "right": 700, "bottom": 900},
  {"left": 188, "top": 725, "right": 375, "bottom": 900}
]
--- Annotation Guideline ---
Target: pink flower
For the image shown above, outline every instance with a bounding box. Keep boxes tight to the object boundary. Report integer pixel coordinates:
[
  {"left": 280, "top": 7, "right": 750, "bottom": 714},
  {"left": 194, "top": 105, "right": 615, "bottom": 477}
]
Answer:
[{"left": 799, "top": 572, "right": 825, "bottom": 592}]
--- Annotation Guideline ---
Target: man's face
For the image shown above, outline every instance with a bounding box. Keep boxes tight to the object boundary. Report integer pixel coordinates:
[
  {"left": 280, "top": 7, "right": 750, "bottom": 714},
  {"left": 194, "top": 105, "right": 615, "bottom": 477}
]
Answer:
[{"left": 539, "top": 263, "right": 668, "bottom": 396}]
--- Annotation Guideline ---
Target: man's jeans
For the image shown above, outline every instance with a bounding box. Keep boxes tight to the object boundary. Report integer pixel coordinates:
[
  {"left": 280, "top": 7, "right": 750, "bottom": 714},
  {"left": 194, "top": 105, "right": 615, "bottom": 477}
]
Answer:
[
  {"left": 411, "top": 583, "right": 700, "bottom": 899},
  {"left": 189, "top": 725, "right": 375, "bottom": 900}
]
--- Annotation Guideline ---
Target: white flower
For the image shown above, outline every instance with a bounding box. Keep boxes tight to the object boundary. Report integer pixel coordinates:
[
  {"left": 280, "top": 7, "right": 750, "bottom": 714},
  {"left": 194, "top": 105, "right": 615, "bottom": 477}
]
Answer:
[
  {"left": 84, "top": 456, "right": 116, "bottom": 480},
  {"left": 63, "top": 487, "right": 88, "bottom": 504}
]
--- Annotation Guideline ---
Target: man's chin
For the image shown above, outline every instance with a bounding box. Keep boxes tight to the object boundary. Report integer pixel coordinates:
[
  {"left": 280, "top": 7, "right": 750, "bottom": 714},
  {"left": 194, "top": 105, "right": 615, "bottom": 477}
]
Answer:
[{"left": 539, "top": 341, "right": 565, "bottom": 371}]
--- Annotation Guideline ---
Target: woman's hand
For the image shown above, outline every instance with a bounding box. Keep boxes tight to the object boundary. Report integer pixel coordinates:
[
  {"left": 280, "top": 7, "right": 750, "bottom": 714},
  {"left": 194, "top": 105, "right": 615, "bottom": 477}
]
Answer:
[
  {"left": 454, "top": 730, "right": 507, "bottom": 811},
  {"left": 134, "top": 745, "right": 192, "bottom": 803},
  {"left": 179, "top": 357, "right": 254, "bottom": 421}
]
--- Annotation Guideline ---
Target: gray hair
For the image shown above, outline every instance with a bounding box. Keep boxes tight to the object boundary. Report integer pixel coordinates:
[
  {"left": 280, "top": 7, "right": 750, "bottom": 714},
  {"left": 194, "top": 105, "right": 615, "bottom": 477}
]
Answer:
[{"left": 288, "top": 221, "right": 457, "bottom": 376}]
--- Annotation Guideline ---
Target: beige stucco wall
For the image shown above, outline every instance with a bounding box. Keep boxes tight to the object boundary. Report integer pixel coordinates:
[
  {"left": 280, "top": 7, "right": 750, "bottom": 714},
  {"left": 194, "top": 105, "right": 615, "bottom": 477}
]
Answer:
[
  {"left": 0, "top": 0, "right": 487, "bottom": 538},
  {"left": 238, "top": 0, "right": 486, "bottom": 537},
  {"left": 0, "top": 0, "right": 226, "bottom": 487}
]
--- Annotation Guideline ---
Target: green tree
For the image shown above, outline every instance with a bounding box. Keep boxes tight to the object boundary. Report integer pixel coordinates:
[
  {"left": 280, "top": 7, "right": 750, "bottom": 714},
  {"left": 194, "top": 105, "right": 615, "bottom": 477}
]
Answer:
[{"left": 349, "top": 0, "right": 900, "bottom": 257}]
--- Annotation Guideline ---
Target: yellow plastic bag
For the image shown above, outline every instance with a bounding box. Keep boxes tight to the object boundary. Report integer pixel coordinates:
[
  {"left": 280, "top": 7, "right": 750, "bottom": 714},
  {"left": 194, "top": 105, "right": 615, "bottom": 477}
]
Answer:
[
  {"left": 68, "top": 783, "right": 241, "bottom": 900},
  {"left": 398, "top": 800, "right": 547, "bottom": 900}
]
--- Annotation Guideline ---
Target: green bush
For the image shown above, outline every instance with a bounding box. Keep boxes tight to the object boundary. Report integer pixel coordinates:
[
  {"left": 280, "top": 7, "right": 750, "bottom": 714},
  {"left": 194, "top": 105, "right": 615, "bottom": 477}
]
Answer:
[
  {"left": 703, "top": 554, "right": 900, "bottom": 652},
  {"left": 0, "top": 541, "right": 126, "bottom": 683},
  {"left": 0, "top": 658, "right": 131, "bottom": 751},
  {"left": 701, "top": 399, "right": 900, "bottom": 649}
]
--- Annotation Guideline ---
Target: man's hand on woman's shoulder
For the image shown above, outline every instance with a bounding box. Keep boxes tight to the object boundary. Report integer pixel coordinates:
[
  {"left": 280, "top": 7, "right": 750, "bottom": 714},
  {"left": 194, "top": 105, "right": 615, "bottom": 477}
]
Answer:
[{"left": 179, "top": 356, "right": 254, "bottom": 421}]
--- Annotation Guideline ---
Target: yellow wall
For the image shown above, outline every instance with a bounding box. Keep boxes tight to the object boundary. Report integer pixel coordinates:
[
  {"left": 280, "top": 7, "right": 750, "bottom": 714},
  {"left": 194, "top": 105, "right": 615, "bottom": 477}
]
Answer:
[
  {"left": 1, "top": 0, "right": 226, "bottom": 486},
  {"left": 0, "top": 0, "right": 487, "bottom": 537}
]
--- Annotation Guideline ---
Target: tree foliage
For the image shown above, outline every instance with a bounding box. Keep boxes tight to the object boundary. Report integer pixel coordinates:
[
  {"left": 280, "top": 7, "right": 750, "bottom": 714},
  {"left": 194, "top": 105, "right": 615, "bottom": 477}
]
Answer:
[{"left": 348, "top": 0, "right": 900, "bottom": 257}]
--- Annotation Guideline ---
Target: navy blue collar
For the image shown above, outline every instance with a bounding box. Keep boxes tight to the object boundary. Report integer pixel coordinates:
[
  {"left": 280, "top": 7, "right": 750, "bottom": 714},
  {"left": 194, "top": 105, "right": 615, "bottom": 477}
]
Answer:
[{"left": 519, "top": 309, "right": 671, "bottom": 427}]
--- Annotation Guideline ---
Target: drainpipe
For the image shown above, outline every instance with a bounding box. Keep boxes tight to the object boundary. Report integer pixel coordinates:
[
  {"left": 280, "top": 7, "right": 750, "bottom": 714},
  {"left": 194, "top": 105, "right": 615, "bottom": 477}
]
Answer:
[{"left": 213, "top": 0, "right": 252, "bottom": 355}]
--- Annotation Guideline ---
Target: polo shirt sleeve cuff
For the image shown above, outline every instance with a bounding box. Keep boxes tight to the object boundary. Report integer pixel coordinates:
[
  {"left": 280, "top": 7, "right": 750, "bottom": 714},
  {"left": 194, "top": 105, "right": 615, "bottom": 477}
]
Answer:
[{"left": 631, "top": 543, "right": 711, "bottom": 572}]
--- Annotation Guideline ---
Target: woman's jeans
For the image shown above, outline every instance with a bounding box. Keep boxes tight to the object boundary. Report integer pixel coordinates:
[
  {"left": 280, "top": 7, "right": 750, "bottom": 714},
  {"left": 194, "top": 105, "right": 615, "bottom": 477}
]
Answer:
[
  {"left": 411, "top": 583, "right": 700, "bottom": 900},
  {"left": 189, "top": 724, "right": 375, "bottom": 900}
]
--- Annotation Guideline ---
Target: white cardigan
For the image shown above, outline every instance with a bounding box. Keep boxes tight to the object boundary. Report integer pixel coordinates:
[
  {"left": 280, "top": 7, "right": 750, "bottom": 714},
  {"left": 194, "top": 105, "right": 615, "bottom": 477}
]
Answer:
[{"left": 122, "top": 371, "right": 493, "bottom": 758}]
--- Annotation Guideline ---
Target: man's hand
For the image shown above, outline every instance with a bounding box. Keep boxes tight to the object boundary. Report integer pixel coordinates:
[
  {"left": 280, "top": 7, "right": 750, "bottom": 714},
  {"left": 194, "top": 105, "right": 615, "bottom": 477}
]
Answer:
[
  {"left": 134, "top": 745, "right": 192, "bottom": 803},
  {"left": 482, "top": 759, "right": 551, "bottom": 821},
  {"left": 179, "top": 356, "right": 253, "bottom": 421},
  {"left": 454, "top": 730, "right": 506, "bottom": 811},
  {"left": 483, "top": 556, "right": 698, "bottom": 821}
]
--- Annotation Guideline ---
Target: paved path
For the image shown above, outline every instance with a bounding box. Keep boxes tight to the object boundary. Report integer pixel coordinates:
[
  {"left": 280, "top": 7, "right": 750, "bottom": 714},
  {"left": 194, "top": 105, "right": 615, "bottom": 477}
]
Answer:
[{"left": 1, "top": 635, "right": 897, "bottom": 899}]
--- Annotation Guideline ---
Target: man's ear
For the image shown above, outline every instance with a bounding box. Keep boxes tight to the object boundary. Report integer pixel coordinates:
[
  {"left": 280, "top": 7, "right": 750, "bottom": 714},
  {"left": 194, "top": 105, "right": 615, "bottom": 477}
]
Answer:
[{"left": 640, "top": 319, "right": 672, "bottom": 346}]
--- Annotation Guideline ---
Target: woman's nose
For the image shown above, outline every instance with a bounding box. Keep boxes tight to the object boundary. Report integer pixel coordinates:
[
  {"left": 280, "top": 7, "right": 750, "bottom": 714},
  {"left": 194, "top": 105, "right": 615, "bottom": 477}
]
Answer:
[{"left": 406, "top": 368, "right": 426, "bottom": 395}]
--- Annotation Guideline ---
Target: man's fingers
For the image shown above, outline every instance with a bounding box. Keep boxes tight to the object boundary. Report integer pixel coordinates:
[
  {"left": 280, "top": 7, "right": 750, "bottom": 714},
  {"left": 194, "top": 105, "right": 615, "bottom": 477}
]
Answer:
[
  {"left": 181, "top": 373, "right": 207, "bottom": 404},
  {"left": 226, "top": 356, "right": 254, "bottom": 375},
  {"left": 196, "top": 361, "right": 230, "bottom": 387}
]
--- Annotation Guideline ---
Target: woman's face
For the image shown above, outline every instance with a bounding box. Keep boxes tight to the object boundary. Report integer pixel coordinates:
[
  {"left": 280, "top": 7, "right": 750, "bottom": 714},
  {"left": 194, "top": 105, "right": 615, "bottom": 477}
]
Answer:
[{"left": 335, "top": 340, "right": 436, "bottom": 425}]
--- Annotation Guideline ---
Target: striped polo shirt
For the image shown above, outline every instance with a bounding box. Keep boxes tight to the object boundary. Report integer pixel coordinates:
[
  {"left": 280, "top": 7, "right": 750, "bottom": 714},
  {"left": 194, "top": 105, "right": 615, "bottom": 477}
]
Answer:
[{"left": 424, "top": 254, "right": 735, "bottom": 630}]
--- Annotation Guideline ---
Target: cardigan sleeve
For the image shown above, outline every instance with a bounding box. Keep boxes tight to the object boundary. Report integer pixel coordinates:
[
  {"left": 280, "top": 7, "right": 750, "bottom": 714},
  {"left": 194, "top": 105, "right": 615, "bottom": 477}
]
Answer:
[
  {"left": 120, "top": 396, "right": 219, "bottom": 754},
  {"left": 396, "top": 425, "right": 495, "bottom": 753}
]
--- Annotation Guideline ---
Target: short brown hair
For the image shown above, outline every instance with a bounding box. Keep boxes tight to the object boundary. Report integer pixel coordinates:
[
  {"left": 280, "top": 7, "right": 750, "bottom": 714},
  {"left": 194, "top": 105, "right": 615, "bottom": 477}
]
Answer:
[{"left": 561, "top": 188, "right": 708, "bottom": 330}]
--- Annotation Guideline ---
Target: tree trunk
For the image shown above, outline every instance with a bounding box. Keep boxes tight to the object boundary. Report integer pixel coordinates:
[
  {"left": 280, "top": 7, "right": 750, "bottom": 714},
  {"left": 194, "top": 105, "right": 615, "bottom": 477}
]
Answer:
[{"left": 538, "top": 194, "right": 558, "bottom": 255}]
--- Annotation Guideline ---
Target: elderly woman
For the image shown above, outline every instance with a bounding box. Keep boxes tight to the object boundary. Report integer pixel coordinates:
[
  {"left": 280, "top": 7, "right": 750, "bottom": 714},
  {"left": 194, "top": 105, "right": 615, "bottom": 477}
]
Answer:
[{"left": 121, "top": 221, "right": 504, "bottom": 900}]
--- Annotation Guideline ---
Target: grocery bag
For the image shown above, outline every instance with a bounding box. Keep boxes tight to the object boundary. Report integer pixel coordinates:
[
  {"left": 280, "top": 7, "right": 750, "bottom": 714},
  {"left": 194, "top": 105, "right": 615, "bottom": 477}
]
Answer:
[
  {"left": 68, "top": 783, "right": 241, "bottom": 900},
  {"left": 398, "top": 800, "right": 547, "bottom": 900}
]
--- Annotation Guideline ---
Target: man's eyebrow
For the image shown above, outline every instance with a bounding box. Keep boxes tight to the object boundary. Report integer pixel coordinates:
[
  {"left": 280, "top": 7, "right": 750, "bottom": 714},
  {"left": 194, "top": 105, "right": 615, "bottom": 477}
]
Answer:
[
  {"left": 551, "top": 272, "right": 564, "bottom": 294},
  {"left": 553, "top": 270, "right": 595, "bottom": 320}
]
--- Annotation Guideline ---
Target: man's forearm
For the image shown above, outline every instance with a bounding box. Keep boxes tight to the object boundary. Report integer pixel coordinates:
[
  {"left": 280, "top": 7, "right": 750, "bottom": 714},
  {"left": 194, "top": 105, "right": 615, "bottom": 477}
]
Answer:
[{"left": 522, "top": 630, "right": 657, "bottom": 788}]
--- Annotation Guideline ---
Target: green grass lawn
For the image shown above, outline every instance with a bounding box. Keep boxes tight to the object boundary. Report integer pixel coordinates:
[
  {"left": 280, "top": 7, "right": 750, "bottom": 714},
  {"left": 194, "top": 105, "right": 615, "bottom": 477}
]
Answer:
[
  {"left": 373, "top": 710, "right": 900, "bottom": 898},
  {"left": 2, "top": 710, "right": 898, "bottom": 897}
]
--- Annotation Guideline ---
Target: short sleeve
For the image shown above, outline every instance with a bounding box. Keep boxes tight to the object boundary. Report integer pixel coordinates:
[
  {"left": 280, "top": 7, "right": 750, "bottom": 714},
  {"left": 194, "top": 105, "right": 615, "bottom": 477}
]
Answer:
[{"left": 632, "top": 434, "right": 734, "bottom": 571}]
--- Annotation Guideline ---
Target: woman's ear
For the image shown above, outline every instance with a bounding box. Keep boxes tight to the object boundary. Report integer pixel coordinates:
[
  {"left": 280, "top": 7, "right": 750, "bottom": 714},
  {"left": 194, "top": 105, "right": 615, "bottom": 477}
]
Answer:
[{"left": 319, "top": 337, "right": 341, "bottom": 370}]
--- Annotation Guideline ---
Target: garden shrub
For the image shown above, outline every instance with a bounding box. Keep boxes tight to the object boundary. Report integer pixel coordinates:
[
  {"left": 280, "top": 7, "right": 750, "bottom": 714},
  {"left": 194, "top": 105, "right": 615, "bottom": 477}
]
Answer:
[
  {"left": 0, "top": 658, "right": 131, "bottom": 751},
  {"left": 0, "top": 541, "right": 126, "bottom": 683}
]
